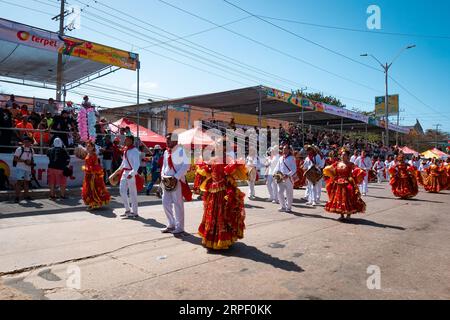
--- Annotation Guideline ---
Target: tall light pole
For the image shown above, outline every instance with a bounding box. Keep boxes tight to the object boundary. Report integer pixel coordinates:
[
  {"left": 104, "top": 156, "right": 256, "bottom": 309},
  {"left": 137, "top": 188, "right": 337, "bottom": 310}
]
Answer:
[{"left": 361, "top": 45, "right": 416, "bottom": 147}]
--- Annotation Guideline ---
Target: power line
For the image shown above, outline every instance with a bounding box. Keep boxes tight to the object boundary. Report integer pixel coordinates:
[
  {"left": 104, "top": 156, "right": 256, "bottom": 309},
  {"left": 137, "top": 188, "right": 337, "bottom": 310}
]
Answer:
[
  {"left": 222, "top": 0, "right": 381, "bottom": 73},
  {"left": 156, "top": 0, "right": 382, "bottom": 94},
  {"left": 258, "top": 15, "right": 450, "bottom": 40},
  {"left": 0, "top": 0, "right": 54, "bottom": 16}
]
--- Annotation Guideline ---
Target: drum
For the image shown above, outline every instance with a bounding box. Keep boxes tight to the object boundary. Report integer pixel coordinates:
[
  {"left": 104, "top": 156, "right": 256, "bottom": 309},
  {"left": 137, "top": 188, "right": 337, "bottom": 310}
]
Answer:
[
  {"left": 108, "top": 169, "right": 123, "bottom": 187},
  {"left": 274, "top": 172, "right": 284, "bottom": 184},
  {"left": 305, "top": 166, "right": 323, "bottom": 185},
  {"left": 161, "top": 176, "right": 178, "bottom": 192}
]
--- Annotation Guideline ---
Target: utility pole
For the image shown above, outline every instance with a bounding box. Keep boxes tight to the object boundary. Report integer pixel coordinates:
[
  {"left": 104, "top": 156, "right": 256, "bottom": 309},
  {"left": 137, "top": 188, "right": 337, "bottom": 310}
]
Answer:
[
  {"left": 361, "top": 45, "right": 416, "bottom": 148},
  {"left": 434, "top": 124, "right": 442, "bottom": 148},
  {"left": 54, "top": 0, "right": 66, "bottom": 102}
]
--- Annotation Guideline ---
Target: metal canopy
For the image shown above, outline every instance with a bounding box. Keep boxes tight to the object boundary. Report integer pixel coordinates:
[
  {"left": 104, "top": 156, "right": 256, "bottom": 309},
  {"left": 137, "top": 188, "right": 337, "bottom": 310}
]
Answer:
[
  {"left": 0, "top": 39, "right": 109, "bottom": 86},
  {"left": 160, "top": 86, "right": 369, "bottom": 126}
]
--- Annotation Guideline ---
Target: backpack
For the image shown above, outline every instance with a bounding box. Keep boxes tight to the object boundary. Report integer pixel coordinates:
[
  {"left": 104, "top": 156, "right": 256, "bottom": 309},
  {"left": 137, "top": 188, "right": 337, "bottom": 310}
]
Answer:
[{"left": 13, "top": 147, "right": 34, "bottom": 168}]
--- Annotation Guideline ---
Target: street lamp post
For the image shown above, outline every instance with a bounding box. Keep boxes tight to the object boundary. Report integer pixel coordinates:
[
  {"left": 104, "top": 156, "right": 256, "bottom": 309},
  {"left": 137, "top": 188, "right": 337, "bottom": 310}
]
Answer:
[{"left": 361, "top": 45, "right": 416, "bottom": 148}]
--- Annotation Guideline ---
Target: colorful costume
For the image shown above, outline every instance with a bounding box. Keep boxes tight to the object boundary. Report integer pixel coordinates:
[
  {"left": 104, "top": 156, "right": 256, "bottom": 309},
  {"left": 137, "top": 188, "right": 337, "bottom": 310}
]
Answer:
[
  {"left": 82, "top": 153, "right": 111, "bottom": 209},
  {"left": 423, "top": 164, "right": 447, "bottom": 193},
  {"left": 196, "top": 160, "right": 247, "bottom": 250},
  {"left": 294, "top": 158, "right": 305, "bottom": 189},
  {"left": 389, "top": 162, "right": 419, "bottom": 199},
  {"left": 323, "top": 161, "right": 366, "bottom": 215}
]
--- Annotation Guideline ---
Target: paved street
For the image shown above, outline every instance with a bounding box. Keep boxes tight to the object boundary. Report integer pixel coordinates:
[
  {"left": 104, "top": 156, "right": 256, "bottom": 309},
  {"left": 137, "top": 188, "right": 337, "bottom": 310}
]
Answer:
[{"left": 0, "top": 184, "right": 449, "bottom": 300}]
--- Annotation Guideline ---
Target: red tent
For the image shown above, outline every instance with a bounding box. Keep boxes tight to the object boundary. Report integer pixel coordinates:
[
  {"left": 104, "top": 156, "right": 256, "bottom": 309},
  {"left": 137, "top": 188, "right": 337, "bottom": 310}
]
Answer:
[
  {"left": 177, "top": 127, "right": 215, "bottom": 146},
  {"left": 400, "top": 146, "right": 419, "bottom": 155},
  {"left": 110, "top": 118, "right": 166, "bottom": 148}
]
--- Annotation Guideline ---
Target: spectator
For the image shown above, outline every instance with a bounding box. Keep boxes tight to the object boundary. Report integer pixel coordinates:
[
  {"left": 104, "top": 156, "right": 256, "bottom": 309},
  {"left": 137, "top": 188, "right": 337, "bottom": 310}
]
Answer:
[
  {"left": 138, "top": 145, "right": 148, "bottom": 182},
  {"left": 20, "top": 105, "right": 29, "bottom": 117},
  {"left": 13, "top": 136, "right": 35, "bottom": 203},
  {"left": 28, "top": 111, "right": 42, "bottom": 129},
  {"left": 101, "top": 136, "right": 114, "bottom": 184},
  {"left": 10, "top": 103, "right": 20, "bottom": 119},
  {"left": 0, "top": 102, "right": 14, "bottom": 153},
  {"left": 16, "top": 116, "right": 34, "bottom": 141},
  {"left": 6, "top": 94, "right": 15, "bottom": 108},
  {"left": 44, "top": 112, "right": 54, "bottom": 129},
  {"left": 42, "top": 98, "right": 58, "bottom": 116},
  {"left": 51, "top": 110, "right": 71, "bottom": 147},
  {"left": 47, "top": 138, "right": 70, "bottom": 200},
  {"left": 33, "top": 122, "right": 50, "bottom": 147},
  {"left": 112, "top": 137, "right": 123, "bottom": 172},
  {"left": 146, "top": 145, "right": 163, "bottom": 195}
]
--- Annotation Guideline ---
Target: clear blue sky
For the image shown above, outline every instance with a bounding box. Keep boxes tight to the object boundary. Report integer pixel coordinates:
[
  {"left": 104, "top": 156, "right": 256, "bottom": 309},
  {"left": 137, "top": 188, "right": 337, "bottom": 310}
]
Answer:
[{"left": 0, "top": 0, "right": 449, "bottom": 132}]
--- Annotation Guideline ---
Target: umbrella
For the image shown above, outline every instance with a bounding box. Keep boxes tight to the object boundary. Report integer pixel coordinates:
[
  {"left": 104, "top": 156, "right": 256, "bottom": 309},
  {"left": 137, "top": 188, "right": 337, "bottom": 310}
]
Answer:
[{"left": 177, "top": 127, "right": 215, "bottom": 146}]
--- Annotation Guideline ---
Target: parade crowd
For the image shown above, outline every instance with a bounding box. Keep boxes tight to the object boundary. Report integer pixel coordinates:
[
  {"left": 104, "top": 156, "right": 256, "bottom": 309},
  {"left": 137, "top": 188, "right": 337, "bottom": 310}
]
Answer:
[{"left": 1, "top": 94, "right": 450, "bottom": 252}]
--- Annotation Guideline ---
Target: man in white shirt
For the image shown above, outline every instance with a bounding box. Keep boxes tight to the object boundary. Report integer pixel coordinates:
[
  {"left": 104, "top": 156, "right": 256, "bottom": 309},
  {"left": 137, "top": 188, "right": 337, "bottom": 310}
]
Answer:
[
  {"left": 161, "top": 133, "right": 190, "bottom": 235},
  {"left": 274, "top": 144, "right": 297, "bottom": 213},
  {"left": 303, "top": 145, "right": 323, "bottom": 207},
  {"left": 372, "top": 156, "right": 385, "bottom": 184},
  {"left": 350, "top": 150, "right": 359, "bottom": 164},
  {"left": 355, "top": 151, "right": 372, "bottom": 196},
  {"left": 265, "top": 146, "right": 280, "bottom": 204},
  {"left": 419, "top": 159, "right": 430, "bottom": 172},
  {"left": 408, "top": 156, "right": 420, "bottom": 170},
  {"left": 119, "top": 135, "right": 140, "bottom": 218},
  {"left": 246, "top": 147, "right": 262, "bottom": 200},
  {"left": 13, "top": 136, "right": 34, "bottom": 203}
]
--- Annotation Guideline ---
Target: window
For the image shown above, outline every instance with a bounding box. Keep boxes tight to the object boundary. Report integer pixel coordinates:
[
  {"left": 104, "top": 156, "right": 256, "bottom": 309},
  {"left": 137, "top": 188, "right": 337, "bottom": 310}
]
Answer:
[{"left": 174, "top": 118, "right": 180, "bottom": 127}]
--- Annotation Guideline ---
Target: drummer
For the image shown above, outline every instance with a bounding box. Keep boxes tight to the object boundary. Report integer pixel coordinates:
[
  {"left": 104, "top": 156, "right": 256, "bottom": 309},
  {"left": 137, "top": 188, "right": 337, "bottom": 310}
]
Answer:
[{"left": 303, "top": 145, "right": 325, "bottom": 207}]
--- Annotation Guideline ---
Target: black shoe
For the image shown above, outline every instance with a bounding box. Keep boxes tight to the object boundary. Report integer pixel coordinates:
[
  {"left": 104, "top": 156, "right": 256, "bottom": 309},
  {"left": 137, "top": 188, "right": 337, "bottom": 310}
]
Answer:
[{"left": 14, "top": 197, "right": 20, "bottom": 203}]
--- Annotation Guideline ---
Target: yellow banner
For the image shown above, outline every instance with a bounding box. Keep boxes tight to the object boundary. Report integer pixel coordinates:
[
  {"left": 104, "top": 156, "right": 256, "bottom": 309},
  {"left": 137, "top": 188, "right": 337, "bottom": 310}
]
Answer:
[
  {"left": 375, "top": 95, "right": 399, "bottom": 117},
  {"left": 60, "top": 36, "right": 139, "bottom": 70}
]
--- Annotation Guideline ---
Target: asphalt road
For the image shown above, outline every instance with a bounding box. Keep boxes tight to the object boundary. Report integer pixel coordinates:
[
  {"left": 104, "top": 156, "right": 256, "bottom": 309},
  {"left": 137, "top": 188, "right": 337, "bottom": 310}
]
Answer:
[{"left": 0, "top": 183, "right": 449, "bottom": 300}]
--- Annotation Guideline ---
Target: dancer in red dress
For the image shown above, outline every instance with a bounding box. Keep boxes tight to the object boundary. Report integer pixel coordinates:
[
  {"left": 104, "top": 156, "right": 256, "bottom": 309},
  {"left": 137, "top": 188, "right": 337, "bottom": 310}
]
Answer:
[
  {"left": 423, "top": 159, "right": 447, "bottom": 193},
  {"left": 323, "top": 148, "right": 366, "bottom": 221},
  {"left": 196, "top": 151, "right": 247, "bottom": 250},
  {"left": 389, "top": 152, "right": 419, "bottom": 199},
  {"left": 81, "top": 141, "right": 111, "bottom": 209},
  {"left": 293, "top": 151, "right": 305, "bottom": 189}
]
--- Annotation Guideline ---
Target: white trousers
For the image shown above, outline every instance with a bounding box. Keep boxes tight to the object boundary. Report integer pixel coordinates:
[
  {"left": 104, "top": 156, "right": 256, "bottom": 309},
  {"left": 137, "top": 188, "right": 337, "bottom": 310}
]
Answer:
[
  {"left": 377, "top": 170, "right": 384, "bottom": 183},
  {"left": 248, "top": 180, "right": 256, "bottom": 198},
  {"left": 307, "top": 180, "right": 319, "bottom": 204},
  {"left": 266, "top": 175, "right": 278, "bottom": 201},
  {"left": 278, "top": 179, "right": 293, "bottom": 210},
  {"left": 359, "top": 172, "right": 369, "bottom": 194},
  {"left": 162, "top": 182, "right": 184, "bottom": 231},
  {"left": 315, "top": 179, "right": 323, "bottom": 202},
  {"left": 120, "top": 175, "right": 138, "bottom": 214}
]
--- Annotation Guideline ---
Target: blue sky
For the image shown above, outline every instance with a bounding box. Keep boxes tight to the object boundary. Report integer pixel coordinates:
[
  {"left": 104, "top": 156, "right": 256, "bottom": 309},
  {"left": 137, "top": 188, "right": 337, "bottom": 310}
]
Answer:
[{"left": 0, "top": 0, "right": 449, "bottom": 132}]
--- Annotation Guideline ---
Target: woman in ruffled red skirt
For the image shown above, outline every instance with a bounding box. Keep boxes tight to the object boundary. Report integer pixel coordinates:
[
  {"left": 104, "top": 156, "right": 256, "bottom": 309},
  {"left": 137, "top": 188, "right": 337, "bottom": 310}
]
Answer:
[
  {"left": 389, "top": 153, "right": 419, "bottom": 199},
  {"left": 323, "top": 148, "right": 366, "bottom": 222},
  {"left": 196, "top": 155, "right": 247, "bottom": 250}
]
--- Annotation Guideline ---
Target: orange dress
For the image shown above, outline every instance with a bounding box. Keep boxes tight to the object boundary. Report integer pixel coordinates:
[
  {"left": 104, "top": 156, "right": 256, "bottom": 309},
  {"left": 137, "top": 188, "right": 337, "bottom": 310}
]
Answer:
[
  {"left": 196, "top": 160, "right": 247, "bottom": 250},
  {"left": 323, "top": 161, "right": 366, "bottom": 215},
  {"left": 446, "top": 164, "right": 450, "bottom": 190},
  {"left": 389, "top": 162, "right": 419, "bottom": 199},
  {"left": 423, "top": 164, "right": 446, "bottom": 193},
  {"left": 82, "top": 154, "right": 111, "bottom": 209}
]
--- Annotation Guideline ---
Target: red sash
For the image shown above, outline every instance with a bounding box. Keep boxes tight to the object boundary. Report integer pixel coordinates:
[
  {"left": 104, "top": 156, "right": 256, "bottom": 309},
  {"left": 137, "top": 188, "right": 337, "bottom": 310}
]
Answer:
[{"left": 168, "top": 149, "right": 192, "bottom": 202}]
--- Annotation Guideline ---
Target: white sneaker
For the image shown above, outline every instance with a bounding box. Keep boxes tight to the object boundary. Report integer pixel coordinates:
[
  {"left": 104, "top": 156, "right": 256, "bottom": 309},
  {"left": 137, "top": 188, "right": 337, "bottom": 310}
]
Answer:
[
  {"left": 305, "top": 202, "right": 312, "bottom": 206},
  {"left": 272, "top": 200, "right": 277, "bottom": 204},
  {"left": 311, "top": 202, "right": 317, "bottom": 207}
]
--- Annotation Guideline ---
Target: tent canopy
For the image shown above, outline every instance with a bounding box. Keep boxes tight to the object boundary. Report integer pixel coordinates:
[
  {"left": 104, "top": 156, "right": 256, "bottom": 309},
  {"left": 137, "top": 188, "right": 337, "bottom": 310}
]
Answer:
[
  {"left": 110, "top": 118, "right": 166, "bottom": 148},
  {"left": 0, "top": 18, "right": 139, "bottom": 88},
  {"left": 430, "top": 148, "right": 448, "bottom": 158},
  {"left": 421, "top": 150, "right": 440, "bottom": 159},
  {"left": 400, "top": 146, "right": 419, "bottom": 155},
  {"left": 177, "top": 127, "right": 215, "bottom": 146}
]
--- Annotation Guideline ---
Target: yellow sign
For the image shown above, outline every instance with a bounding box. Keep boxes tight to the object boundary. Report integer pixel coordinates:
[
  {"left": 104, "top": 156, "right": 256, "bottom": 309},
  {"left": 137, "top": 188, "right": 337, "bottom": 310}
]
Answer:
[
  {"left": 375, "top": 95, "right": 399, "bottom": 117},
  {"left": 60, "top": 36, "right": 139, "bottom": 71}
]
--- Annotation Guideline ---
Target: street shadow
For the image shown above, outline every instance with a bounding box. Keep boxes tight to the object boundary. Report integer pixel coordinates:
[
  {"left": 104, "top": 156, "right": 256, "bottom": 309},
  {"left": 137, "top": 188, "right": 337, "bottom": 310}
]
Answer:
[
  {"left": 136, "top": 216, "right": 166, "bottom": 229},
  {"left": 405, "top": 198, "right": 444, "bottom": 204},
  {"left": 288, "top": 211, "right": 337, "bottom": 222},
  {"left": 344, "top": 218, "right": 406, "bottom": 230},
  {"left": 218, "top": 242, "right": 304, "bottom": 272},
  {"left": 88, "top": 207, "right": 117, "bottom": 219},
  {"left": 245, "top": 203, "right": 265, "bottom": 209},
  {"left": 175, "top": 234, "right": 303, "bottom": 272},
  {"left": 18, "top": 201, "right": 44, "bottom": 209}
]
